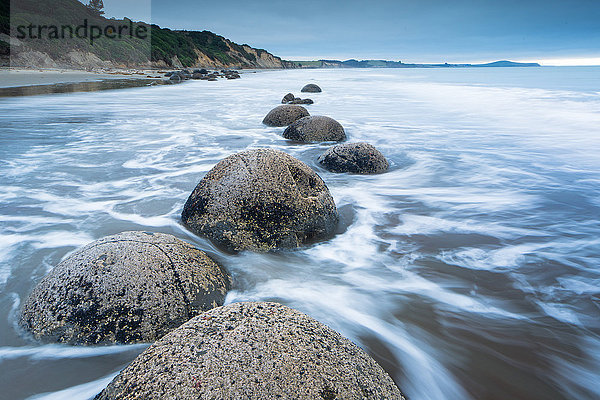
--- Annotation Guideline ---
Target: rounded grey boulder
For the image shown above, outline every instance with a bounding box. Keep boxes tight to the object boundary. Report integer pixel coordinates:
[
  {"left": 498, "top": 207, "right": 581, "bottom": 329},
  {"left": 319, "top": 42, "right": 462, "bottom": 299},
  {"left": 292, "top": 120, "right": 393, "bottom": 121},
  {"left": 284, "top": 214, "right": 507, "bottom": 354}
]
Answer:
[
  {"left": 318, "top": 142, "right": 389, "bottom": 174},
  {"left": 283, "top": 116, "right": 346, "bottom": 142},
  {"left": 301, "top": 83, "right": 322, "bottom": 92},
  {"left": 96, "top": 302, "right": 405, "bottom": 400},
  {"left": 281, "top": 92, "right": 295, "bottom": 103},
  {"left": 262, "top": 105, "right": 310, "bottom": 127},
  {"left": 181, "top": 149, "right": 338, "bottom": 252},
  {"left": 20, "top": 231, "right": 231, "bottom": 345}
]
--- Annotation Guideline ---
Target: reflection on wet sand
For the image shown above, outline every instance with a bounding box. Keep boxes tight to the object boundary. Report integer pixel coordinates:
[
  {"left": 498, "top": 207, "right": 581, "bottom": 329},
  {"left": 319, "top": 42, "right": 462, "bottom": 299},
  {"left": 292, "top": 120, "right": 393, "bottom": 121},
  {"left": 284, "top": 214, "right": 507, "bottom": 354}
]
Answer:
[{"left": 0, "top": 78, "right": 165, "bottom": 97}]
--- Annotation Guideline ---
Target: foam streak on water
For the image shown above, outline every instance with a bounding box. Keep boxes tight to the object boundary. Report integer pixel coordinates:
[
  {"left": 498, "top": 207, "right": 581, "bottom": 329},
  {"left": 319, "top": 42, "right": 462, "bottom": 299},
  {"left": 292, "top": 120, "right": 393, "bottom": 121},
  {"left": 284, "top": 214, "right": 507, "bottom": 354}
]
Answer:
[{"left": 1, "top": 67, "right": 599, "bottom": 399}]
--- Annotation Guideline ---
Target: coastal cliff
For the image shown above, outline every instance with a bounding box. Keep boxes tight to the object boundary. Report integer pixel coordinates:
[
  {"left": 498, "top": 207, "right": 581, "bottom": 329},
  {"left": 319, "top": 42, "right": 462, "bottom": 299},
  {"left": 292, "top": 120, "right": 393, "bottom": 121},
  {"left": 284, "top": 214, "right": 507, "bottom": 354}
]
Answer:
[{"left": 3, "top": 0, "right": 291, "bottom": 70}]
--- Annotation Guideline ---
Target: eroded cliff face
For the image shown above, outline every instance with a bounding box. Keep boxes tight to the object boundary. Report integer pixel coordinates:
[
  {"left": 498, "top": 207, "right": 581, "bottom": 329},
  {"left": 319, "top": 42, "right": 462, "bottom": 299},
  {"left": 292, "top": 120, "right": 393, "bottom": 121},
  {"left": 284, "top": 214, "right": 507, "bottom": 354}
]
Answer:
[{"left": 163, "top": 41, "right": 291, "bottom": 69}]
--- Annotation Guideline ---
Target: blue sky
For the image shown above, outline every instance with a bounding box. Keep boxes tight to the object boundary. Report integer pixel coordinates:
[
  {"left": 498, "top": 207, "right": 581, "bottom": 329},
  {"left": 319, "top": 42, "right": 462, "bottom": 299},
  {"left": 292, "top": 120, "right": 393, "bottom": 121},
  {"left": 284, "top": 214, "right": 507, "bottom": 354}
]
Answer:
[{"left": 101, "top": 0, "right": 600, "bottom": 64}]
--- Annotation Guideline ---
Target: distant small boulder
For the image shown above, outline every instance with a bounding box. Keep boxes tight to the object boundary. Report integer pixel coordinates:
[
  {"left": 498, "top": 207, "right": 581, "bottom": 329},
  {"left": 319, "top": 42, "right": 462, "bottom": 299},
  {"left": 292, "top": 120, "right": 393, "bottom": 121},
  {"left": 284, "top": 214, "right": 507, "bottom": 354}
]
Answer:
[
  {"left": 318, "top": 142, "right": 389, "bottom": 174},
  {"left": 282, "top": 93, "right": 295, "bottom": 103},
  {"left": 290, "top": 98, "right": 314, "bottom": 105},
  {"left": 283, "top": 116, "right": 345, "bottom": 142},
  {"left": 262, "top": 105, "right": 310, "bottom": 127},
  {"left": 301, "top": 83, "right": 322, "bottom": 93}
]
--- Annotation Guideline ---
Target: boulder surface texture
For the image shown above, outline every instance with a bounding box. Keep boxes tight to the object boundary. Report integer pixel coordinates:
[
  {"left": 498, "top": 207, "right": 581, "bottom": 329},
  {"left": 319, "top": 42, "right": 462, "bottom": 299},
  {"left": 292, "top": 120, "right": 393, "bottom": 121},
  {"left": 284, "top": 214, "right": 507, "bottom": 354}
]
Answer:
[
  {"left": 20, "top": 231, "right": 231, "bottom": 345},
  {"left": 96, "top": 302, "right": 405, "bottom": 400},
  {"left": 182, "top": 149, "right": 338, "bottom": 252}
]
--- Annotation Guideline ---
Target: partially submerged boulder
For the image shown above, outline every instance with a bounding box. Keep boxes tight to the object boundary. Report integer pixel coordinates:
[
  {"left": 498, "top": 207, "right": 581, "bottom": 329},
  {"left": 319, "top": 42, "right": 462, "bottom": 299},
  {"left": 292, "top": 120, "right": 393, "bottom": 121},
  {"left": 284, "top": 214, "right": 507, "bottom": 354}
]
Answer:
[
  {"left": 96, "top": 302, "right": 405, "bottom": 400},
  {"left": 262, "top": 105, "right": 310, "bottom": 127},
  {"left": 20, "top": 231, "right": 230, "bottom": 345},
  {"left": 283, "top": 116, "right": 346, "bottom": 142},
  {"left": 282, "top": 93, "right": 295, "bottom": 103},
  {"left": 289, "top": 98, "right": 314, "bottom": 105},
  {"left": 301, "top": 83, "right": 322, "bottom": 93},
  {"left": 182, "top": 149, "right": 338, "bottom": 252},
  {"left": 318, "top": 142, "right": 389, "bottom": 174}
]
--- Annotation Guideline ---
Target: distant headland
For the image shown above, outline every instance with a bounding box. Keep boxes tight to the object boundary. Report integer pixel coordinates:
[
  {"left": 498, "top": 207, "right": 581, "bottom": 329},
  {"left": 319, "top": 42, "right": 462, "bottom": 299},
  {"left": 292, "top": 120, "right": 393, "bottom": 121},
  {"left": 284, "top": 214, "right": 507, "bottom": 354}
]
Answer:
[{"left": 290, "top": 59, "right": 541, "bottom": 69}]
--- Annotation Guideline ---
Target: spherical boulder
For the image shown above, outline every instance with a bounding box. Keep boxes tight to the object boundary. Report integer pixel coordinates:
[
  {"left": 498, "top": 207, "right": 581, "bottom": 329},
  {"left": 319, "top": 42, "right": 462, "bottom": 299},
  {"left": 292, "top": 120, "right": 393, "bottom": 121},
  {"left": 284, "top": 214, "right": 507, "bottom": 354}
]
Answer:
[
  {"left": 318, "top": 142, "right": 389, "bottom": 174},
  {"left": 96, "top": 302, "right": 405, "bottom": 400},
  {"left": 181, "top": 149, "right": 338, "bottom": 252},
  {"left": 283, "top": 116, "right": 346, "bottom": 142},
  {"left": 262, "top": 105, "right": 310, "bottom": 127},
  {"left": 281, "top": 92, "right": 295, "bottom": 103},
  {"left": 19, "top": 231, "right": 231, "bottom": 345},
  {"left": 301, "top": 83, "right": 322, "bottom": 93}
]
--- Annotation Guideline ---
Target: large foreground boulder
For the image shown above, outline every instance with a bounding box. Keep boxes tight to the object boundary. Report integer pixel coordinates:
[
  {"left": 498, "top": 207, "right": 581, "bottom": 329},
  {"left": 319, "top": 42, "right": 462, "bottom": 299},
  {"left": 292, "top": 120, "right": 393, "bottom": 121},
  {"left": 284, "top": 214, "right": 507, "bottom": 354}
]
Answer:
[
  {"left": 283, "top": 116, "right": 346, "bottom": 142},
  {"left": 20, "top": 231, "right": 231, "bottom": 345},
  {"left": 182, "top": 149, "right": 338, "bottom": 252},
  {"left": 318, "top": 142, "right": 389, "bottom": 174},
  {"left": 96, "top": 302, "right": 405, "bottom": 400},
  {"left": 262, "top": 105, "right": 309, "bottom": 127},
  {"left": 301, "top": 83, "right": 322, "bottom": 92}
]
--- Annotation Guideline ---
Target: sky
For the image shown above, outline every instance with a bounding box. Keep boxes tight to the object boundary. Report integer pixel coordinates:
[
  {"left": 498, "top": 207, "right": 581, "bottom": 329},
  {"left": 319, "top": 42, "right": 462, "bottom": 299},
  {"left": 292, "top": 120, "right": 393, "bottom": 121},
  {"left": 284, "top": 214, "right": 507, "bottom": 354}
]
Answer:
[{"left": 100, "top": 0, "right": 600, "bottom": 65}]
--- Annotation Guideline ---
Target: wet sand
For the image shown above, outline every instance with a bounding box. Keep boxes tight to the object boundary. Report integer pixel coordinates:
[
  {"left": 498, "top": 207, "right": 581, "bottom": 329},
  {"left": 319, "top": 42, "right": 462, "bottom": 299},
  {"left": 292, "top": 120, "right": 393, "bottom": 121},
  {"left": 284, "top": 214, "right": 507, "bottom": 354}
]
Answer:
[{"left": 0, "top": 68, "right": 165, "bottom": 97}]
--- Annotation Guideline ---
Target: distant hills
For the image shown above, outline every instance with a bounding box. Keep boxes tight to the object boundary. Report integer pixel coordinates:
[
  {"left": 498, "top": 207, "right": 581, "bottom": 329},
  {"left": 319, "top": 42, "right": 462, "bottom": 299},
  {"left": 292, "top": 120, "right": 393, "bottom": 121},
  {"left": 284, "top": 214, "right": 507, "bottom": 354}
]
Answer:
[
  {"left": 473, "top": 60, "right": 540, "bottom": 67},
  {"left": 291, "top": 59, "right": 540, "bottom": 68}
]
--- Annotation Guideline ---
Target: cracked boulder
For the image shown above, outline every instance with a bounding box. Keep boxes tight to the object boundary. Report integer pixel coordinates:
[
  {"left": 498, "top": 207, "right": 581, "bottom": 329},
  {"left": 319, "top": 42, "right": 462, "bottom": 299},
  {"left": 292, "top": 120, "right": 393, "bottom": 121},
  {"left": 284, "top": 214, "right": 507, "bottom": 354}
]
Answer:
[
  {"left": 262, "top": 105, "right": 310, "bottom": 127},
  {"left": 19, "top": 231, "right": 230, "bottom": 345},
  {"left": 182, "top": 149, "right": 338, "bottom": 252},
  {"left": 318, "top": 142, "right": 389, "bottom": 174},
  {"left": 96, "top": 302, "right": 405, "bottom": 400},
  {"left": 283, "top": 116, "right": 346, "bottom": 142}
]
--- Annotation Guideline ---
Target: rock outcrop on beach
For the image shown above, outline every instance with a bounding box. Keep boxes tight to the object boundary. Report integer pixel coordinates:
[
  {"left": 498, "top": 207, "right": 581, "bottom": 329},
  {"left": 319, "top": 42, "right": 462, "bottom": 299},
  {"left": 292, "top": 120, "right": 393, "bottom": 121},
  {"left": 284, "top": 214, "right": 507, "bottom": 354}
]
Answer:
[
  {"left": 181, "top": 149, "right": 338, "bottom": 252},
  {"left": 95, "top": 302, "right": 405, "bottom": 400},
  {"left": 262, "top": 105, "right": 310, "bottom": 127},
  {"left": 318, "top": 142, "right": 389, "bottom": 174},
  {"left": 283, "top": 116, "right": 346, "bottom": 142},
  {"left": 301, "top": 83, "right": 322, "bottom": 92},
  {"left": 20, "top": 231, "right": 230, "bottom": 345}
]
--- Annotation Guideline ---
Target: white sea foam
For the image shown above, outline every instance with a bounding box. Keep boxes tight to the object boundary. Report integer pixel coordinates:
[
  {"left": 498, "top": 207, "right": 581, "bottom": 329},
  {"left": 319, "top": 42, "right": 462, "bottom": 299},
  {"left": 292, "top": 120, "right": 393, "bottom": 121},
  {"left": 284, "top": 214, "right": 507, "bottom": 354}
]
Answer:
[
  {"left": 0, "top": 344, "right": 148, "bottom": 361},
  {"left": 26, "top": 372, "right": 118, "bottom": 400}
]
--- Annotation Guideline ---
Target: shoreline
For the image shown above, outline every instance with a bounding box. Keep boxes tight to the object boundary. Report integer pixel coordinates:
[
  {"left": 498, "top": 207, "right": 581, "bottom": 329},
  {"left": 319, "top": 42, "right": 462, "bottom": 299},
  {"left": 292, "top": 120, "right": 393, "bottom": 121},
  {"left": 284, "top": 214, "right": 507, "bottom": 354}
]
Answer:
[
  {"left": 0, "top": 67, "right": 166, "bottom": 88},
  {"left": 0, "top": 67, "right": 262, "bottom": 97}
]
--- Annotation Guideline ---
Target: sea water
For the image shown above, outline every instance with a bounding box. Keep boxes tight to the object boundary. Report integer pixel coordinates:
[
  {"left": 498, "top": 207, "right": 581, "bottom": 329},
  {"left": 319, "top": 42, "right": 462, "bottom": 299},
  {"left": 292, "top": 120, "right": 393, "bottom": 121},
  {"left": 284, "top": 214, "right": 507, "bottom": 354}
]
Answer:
[{"left": 0, "top": 67, "right": 599, "bottom": 399}]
